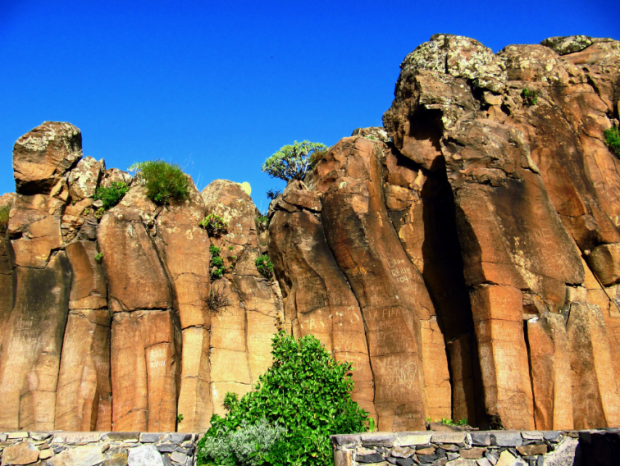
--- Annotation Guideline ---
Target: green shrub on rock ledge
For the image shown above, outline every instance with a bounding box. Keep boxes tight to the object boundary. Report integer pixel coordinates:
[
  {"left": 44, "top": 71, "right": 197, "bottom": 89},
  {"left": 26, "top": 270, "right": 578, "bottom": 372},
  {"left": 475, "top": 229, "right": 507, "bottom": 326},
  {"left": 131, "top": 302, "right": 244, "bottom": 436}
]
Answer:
[
  {"left": 93, "top": 181, "right": 129, "bottom": 210},
  {"left": 604, "top": 125, "right": 620, "bottom": 158},
  {"left": 0, "top": 205, "right": 10, "bottom": 230},
  {"left": 200, "top": 213, "right": 229, "bottom": 236},
  {"left": 196, "top": 332, "right": 369, "bottom": 466},
  {"left": 129, "top": 160, "right": 190, "bottom": 205},
  {"left": 255, "top": 255, "right": 274, "bottom": 280}
]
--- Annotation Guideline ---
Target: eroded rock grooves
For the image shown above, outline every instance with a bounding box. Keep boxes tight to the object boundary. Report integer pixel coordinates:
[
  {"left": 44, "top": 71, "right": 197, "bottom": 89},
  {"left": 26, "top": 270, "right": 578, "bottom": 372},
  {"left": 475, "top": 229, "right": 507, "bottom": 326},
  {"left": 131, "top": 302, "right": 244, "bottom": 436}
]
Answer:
[{"left": 0, "top": 33, "right": 619, "bottom": 433}]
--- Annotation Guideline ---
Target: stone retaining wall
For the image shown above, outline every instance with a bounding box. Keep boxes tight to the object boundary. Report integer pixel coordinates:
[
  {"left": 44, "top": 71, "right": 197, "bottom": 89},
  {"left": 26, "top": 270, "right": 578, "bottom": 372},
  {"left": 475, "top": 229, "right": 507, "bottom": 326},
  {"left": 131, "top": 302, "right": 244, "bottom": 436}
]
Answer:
[
  {"left": 331, "top": 429, "right": 620, "bottom": 466},
  {"left": 0, "top": 431, "right": 201, "bottom": 466}
]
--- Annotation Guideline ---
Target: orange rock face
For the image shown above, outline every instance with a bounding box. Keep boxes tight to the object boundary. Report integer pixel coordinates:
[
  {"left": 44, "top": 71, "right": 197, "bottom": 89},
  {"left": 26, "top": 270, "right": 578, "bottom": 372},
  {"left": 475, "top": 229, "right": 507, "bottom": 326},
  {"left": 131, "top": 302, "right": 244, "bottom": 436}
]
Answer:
[{"left": 2, "top": 34, "right": 620, "bottom": 433}]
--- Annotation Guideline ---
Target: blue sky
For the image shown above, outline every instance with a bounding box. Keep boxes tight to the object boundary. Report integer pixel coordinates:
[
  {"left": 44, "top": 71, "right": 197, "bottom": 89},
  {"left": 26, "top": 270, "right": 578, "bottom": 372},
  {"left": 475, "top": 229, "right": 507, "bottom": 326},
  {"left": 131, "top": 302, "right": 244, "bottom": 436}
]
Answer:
[{"left": 1, "top": 0, "right": 618, "bottom": 211}]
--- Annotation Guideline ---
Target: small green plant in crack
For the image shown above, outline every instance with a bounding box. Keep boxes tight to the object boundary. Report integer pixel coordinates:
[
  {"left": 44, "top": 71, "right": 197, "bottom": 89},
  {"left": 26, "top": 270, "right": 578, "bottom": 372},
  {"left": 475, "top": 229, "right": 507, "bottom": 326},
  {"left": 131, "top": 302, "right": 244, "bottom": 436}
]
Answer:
[
  {"left": 255, "top": 255, "right": 274, "bottom": 280},
  {"left": 256, "top": 214, "right": 269, "bottom": 229},
  {"left": 200, "top": 213, "right": 229, "bottom": 237},
  {"left": 0, "top": 205, "right": 10, "bottom": 230},
  {"left": 521, "top": 88, "right": 539, "bottom": 106},
  {"left": 228, "top": 245, "right": 234, "bottom": 251},
  {"left": 604, "top": 125, "right": 620, "bottom": 158},
  {"left": 94, "top": 252, "right": 103, "bottom": 262},
  {"left": 95, "top": 207, "right": 105, "bottom": 220},
  {"left": 177, "top": 413, "right": 184, "bottom": 424},
  {"left": 210, "top": 245, "right": 226, "bottom": 279},
  {"left": 93, "top": 181, "right": 129, "bottom": 210}
]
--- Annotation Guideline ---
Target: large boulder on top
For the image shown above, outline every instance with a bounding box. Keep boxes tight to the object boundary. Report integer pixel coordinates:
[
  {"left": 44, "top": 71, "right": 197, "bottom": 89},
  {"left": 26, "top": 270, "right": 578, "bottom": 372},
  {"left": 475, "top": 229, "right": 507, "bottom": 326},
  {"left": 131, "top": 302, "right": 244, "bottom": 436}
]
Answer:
[{"left": 13, "top": 122, "right": 82, "bottom": 195}]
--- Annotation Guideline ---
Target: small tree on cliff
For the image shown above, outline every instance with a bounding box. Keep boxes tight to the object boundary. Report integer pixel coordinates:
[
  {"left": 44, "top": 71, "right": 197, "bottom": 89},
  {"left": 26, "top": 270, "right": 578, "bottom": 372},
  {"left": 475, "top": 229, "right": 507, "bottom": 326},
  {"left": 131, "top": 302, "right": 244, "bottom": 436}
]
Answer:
[
  {"left": 261, "top": 141, "right": 327, "bottom": 182},
  {"left": 196, "top": 332, "right": 369, "bottom": 466}
]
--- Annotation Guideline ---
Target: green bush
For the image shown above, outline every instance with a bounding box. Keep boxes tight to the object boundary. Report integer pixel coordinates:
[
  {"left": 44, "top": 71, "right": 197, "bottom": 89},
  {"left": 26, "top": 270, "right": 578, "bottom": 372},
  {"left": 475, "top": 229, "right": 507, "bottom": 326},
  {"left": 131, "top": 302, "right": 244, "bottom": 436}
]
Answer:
[
  {"left": 604, "top": 125, "right": 620, "bottom": 158},
  {"left": 0, "top": 205, "right": 10, "bottom": 230},
  {"left": 255, "top": 255, "right": 274, "bottom": 280},
  {"left": 129, "top": 160, "right": 190, "bottom": 205},
  {"left": 196, "top": 332, "right": 369, "bottom": 466},
  {"left": 521, "top": 88, "right": 538, "bottom": 106},
  {"left": 93, "top": 181, "right": 129, "bottom": 210},
  {"left": 262, "top": 141, "right": 327, "bottom": 182},
  {"left": 200, "top": 213, "right": 229, "bottom": 237}
]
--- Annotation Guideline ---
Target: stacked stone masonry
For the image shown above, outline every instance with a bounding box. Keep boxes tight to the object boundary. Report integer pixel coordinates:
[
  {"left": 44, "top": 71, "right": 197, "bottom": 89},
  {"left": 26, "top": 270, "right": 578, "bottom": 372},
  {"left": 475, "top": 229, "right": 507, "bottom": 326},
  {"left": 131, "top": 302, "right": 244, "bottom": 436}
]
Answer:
[
  {"left": 0, "top": 431, "right": 200, "bottom": 466},
  {"left": 1, "top": 33, "right": 620, "bottom": 434},
  {"left": 332, "top": 430, "right": 620, "bottom": 466}
]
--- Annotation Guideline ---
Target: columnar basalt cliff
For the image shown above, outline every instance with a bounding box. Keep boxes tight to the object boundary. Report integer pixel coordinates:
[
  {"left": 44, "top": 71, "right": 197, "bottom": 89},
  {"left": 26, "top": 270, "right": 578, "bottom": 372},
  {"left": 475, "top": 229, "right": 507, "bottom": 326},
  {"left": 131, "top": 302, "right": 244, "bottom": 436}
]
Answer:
[
  {"left": 0, "top": 34, "right": 619, "bottom": 434},
  {"left": 0, "top": 124, "right": 282, "bottom": 433}
]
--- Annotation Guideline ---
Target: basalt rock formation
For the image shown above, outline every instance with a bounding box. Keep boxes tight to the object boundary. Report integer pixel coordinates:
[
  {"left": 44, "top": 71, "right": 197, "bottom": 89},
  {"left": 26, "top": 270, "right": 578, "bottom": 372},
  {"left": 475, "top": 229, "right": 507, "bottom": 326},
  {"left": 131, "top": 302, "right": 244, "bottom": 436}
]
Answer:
[
  {"left": 0, "top": 34, "right": 619, "bottom": 433},
  {"left": 270, "top": 33, "right": 620, "bottom": 431},
  {"left": 0, "top": 123, "right": 282, "bottom": 433}
]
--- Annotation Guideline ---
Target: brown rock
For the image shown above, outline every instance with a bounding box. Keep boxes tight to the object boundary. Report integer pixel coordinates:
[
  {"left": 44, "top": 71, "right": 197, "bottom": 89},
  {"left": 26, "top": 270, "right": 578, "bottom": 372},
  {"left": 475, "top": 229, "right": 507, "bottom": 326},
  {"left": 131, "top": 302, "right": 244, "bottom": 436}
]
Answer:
[
  {"left": 155, "top": 181, "right": 211, "bottom": 431},
  {"left": 111, "top": 310, "right": 178, "bottom": 432},
  {"left": 470, "top": 285, "right": 534, "bottom": 429},
  {"left": 98, "top": 187, "right": 172, "bottom": 312},
  {"left": 269, "top": 181, "right": 376, "bottom": 418},
  {"left": 0, "top": 252, "right": 71, "bottom": 431},
  {"left": 100, "top": 167, "right": 133, "bottom": 188},
  {"left": 588, "top": 243, "right": 620, "bottom": 286},
  {"left": 55, "top": 309, "right": 112, "bottom": 431},
  {"left": 67, "top": 156, "right": 104, "bottom": 199},
  {"left": 13, "top": 121, "right": 82, "bottom": 195},
  {"left": 526, "top": 314, "right": 574, "bottom": 430},
  {"left": 1, "top": 441, "right": 40, "bottom": 465},
  {"left": 310, "top": 137, "right": 445, "bottom": 430},
  {"left": 202, "top": 180, "right": 282, "bottom": 417},
  {"left": 65, "top": 240, "right": 107, "bottom": 310},
  {"left": 459, "top": 447, "right": 486, "bottom": 459},
  {"left": 567, "top": 302, "right": 620, "bottom": 428},
  {"left": 517, "top": 443, "right": 548, "bottom": 456}
]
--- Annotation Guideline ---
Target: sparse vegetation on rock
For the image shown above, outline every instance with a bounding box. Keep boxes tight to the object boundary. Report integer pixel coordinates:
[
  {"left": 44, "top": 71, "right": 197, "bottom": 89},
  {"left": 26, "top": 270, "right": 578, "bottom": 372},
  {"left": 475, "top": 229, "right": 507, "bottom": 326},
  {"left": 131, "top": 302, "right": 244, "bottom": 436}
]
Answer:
[
  {"left": 206, "top": 283, "right": 230, "bottom": 312},
  {"left": 521, "top": 88, "right": 539, "bottom": 106},
  {"left": 93, "top": 181, "right": 129, "bottom": 210},
  {"left": 200, "top": 213, "right": 229, "bottom": 236},
  {"left": 604, "top": 125, "right": 620, "bottom": 158},
  {"left": 262, "top": 141, "right": 327, "bottom": 182},
  {"left": 210, "top": 245, "right": 226, "bottom": 279},
  {"left": 255, "top": 255, "right": 274, "bottom": 280},
  {"left": 0, "top": 205, "right": 10, "bottom": 230},
  {"left": 129, "top": 160, "right": 190, "bottom": 204},
  {"left": 196, "top": 332, "right": 369, "bottom": 466},
  {"left": 256, "top": 214, "right": 269, "bottom": 229}
]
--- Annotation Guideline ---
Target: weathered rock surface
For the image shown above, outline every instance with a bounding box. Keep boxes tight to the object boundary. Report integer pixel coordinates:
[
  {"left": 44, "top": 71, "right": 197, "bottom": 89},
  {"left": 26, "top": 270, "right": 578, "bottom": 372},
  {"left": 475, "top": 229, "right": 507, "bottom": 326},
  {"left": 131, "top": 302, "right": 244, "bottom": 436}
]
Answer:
[
  {"left": 201, "top": 180, "right": 282, "bottom": 418},
  {"left": 0, "top": 123, "right": 282, "bottom": 432},
  {"left": 1, "top": 33, "right": 620, "bottom": 433}
]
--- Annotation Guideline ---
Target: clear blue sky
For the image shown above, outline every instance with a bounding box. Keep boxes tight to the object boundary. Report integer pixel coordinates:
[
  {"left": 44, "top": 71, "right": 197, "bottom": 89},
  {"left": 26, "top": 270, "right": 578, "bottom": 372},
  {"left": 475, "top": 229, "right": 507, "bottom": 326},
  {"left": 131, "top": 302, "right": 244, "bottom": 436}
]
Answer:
[{"left": 1, "top": 0, "right": 618, "bottom": 210}]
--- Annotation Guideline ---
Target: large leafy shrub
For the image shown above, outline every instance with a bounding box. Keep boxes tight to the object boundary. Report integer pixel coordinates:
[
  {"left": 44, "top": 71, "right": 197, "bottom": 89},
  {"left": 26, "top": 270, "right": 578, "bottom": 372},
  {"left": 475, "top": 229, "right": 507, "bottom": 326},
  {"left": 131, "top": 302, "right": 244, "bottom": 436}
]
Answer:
[
  {"left": 93, "top": 181, "right": 129, "bottom": 210},
  {"left": 262, "top": 141, "right": 327, "bottom": 182},
  {"left": 129, "top": 160, "right": 190, "bottom": 204},
  {"left": 196, "top": 332, "right": 369, "bottom": 466}
]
